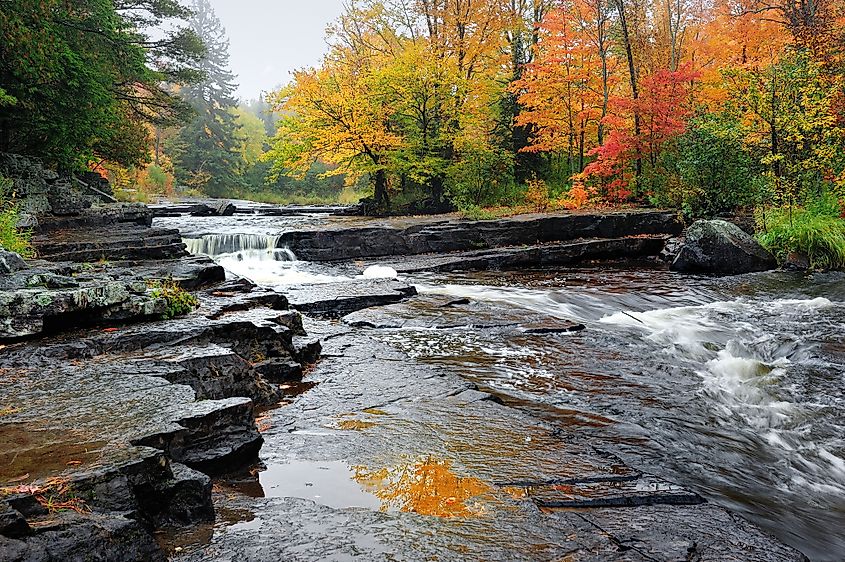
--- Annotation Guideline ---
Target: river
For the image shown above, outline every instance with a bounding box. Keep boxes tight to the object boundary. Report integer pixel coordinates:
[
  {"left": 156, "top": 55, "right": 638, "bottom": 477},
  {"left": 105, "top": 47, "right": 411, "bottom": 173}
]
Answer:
[{"left": 165, "top": 214, "right": 845, "bottom": 561}]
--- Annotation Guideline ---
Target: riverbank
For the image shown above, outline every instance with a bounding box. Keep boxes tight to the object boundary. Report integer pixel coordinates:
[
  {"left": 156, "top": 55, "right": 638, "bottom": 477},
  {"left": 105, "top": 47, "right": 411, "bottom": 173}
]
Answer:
[{"left": 0, "top": 202, "right": 816, "bottom": 560}]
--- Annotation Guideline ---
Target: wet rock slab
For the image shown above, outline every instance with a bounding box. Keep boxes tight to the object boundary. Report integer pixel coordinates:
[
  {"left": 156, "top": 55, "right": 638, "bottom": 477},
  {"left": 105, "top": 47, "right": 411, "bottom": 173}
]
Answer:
[
  {"left": 284, "top": 279, "right": 418, "bottom": 317},
  {"left": 167, "top": 321, "right": 806, "bottom": 562},
  {"left": 368, "top": 236, "right": 670, "bottom": 274},
  {"left": 278, "top": 210, "right": 682, "bottom": 262},
  {"left": 343, "top": 294, "right": 585, "bottom": 334}
]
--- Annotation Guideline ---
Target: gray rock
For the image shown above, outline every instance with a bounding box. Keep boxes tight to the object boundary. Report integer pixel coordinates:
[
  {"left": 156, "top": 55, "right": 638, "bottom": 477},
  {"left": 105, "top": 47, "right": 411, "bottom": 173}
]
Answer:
[
  {"left": 135, "top": 463, "right": 214, "bottom": 527},
  {"left": 785, "top": 251, "right": 811, "bottom": 271},
  {"left": 0, "top": 250, "right": 27, "bottom": 275},
  {"left": 0, "top": 513, "right": 166, "bottom": 562},
  {"left": 47, "top": 178, "right": 92, "bottom": 215},
  {"left": 0, "top": 501, "right": 30, "bottom": 539},
  {"left": 275, "top": 210, "right": 683, "bottom": 262},
  {"left": 215, "top": 201, "right": 237, "bottom": 216},
  {"left": 15, "top": 214, "right": 38, "bottom": 230},
  {"left": 671, "top": 220, "right": 776, "bottom": 274}
]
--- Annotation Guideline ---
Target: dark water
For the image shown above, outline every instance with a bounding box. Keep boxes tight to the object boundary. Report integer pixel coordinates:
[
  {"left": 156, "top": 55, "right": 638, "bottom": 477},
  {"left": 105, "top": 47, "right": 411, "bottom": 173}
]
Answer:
[{"left": 374, "top": 266, "right": 845, "bottom": 561}]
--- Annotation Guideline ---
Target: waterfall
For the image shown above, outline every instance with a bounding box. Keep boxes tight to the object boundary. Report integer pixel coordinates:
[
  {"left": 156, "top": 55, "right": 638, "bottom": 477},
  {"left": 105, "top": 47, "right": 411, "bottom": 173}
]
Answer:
[{"left": 183, "top": 234, "right": 296, "bottom": 261}]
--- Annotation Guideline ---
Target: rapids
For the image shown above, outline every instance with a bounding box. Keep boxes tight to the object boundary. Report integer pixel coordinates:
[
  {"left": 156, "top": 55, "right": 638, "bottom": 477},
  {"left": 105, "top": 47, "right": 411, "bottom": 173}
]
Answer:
[{"left": 181, "top": 226, "right": 845, "bottom": 560}]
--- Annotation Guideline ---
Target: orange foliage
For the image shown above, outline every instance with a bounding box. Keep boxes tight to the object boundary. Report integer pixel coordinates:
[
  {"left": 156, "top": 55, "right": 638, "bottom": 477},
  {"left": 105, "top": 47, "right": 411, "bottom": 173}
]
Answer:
[{"left": 354, "top": 457, "right": 490, "bottom": 518}]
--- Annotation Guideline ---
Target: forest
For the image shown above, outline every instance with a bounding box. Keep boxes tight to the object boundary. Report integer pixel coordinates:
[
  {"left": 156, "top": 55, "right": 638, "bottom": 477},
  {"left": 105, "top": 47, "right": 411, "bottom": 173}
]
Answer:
[{"left": 1, "top": 0, "right": 845, "bottom": 265}]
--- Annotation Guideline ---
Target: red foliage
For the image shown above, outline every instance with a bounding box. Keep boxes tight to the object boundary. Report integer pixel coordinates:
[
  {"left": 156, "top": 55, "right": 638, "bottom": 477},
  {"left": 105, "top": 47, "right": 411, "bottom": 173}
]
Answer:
[{"left": 580, "top": 63, "right": 701, "bottom": 199}]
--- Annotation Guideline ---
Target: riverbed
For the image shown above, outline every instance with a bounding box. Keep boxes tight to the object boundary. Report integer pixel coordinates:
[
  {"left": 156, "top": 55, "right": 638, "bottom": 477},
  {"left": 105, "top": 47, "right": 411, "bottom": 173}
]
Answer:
[{"left": 162, "top": 212, "right": 845, "bottom": 561}]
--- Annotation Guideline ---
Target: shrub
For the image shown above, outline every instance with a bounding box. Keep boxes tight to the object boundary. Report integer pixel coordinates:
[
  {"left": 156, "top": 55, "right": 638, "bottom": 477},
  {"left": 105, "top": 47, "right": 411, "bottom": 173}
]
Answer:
[
  {"left": 657, "top": 113, "right": 760, "bottom": 218},
  {"left": 446, "top": 147, "right": 516, "bottom": 208},
  {"left": 756, "top": 199, "right": 845, "bottom": 269},
  {"left": 558, "top": 182, "right": 590, "bottom": 210},
  {"left": 148, "top": 279, "right": 199, "bottom": 319},
  {"left": 0, "top": 176, "right": 34, "bottom": 258},
  {"left": 524, "top": 178, "right": 551, "bottom": 212}
]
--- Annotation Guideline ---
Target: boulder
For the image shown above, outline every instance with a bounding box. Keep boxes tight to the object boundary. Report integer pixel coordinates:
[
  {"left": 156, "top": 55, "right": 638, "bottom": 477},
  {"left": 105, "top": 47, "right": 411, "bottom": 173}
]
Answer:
[
  {"left": 785, "top": 251, "right": 811, "bottom": 271},
  {"left": 215, "top": 200, "right": 237, "bottom": 216},
  {"left": 0, "top": 249, "right": 27, "bottom": 274},
  {"left": 671, "top": 220, "right": 776, "bottom": 274},
  {"left": 189, "top": 203, "right": 216, "bottom": 217}
]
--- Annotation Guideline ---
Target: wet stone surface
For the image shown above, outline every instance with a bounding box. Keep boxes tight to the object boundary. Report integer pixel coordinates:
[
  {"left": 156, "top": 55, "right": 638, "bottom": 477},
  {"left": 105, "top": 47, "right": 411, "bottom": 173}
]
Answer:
[
  {"left": 0, "top": 270, "right": 315, "bottom": 560},
  {"left": 165, "top": 319, "right": 806, "bottom": 562}
]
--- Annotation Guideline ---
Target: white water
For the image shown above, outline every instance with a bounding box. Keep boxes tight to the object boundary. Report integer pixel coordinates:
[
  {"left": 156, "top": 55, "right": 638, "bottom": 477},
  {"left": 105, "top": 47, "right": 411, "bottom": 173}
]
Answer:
[
  {"left": 183, "top": 233, "right": 400, "bottom": 288},
  {"left": 419, "top": 281, "right": 845, "bottom": 485}
]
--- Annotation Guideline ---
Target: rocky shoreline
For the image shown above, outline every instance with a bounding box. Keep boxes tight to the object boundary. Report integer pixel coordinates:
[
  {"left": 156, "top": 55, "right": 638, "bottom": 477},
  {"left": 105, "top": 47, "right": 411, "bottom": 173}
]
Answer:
[{"left": 0, "top": 190, "right": 807, "bottom": 560}]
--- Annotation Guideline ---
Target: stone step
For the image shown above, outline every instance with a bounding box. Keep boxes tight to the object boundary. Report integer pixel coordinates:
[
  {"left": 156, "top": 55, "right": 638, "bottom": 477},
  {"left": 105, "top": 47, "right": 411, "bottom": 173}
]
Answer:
[
  {"left": 368, "top": 236, "right": 670, "bottom": 273},
  {"left": 33, "top": 227, "right": 187, "bottom": 262}
]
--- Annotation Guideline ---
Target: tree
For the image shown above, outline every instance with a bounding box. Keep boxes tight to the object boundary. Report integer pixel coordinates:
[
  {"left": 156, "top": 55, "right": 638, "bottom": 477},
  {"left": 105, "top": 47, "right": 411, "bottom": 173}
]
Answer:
[
  {"left": 264, "top": 47, "right": 402, "bottom": 209},
  {"left": 580, "top": 64, "right": 700, "bottom": 200},
  {"left": 514, "top": 5, "right": 612, "bottom": 176},
  {"left": 170, "top": 0, "right": 243, "bottom": 195},
  {"left": 0, "top": 0, "right": 203, "bottom": 170}
]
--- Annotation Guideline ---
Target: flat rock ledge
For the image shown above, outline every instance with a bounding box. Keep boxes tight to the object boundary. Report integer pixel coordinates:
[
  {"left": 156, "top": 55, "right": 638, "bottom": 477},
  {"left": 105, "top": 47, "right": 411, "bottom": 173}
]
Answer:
[
  {"left": 278, "top": 210, "right": 683, "bottom": 262},
  {"left": 0, "top": 263, "right": 319, "bottom": 560},
  {"left": 164, "top": 320, "right": 807, "bottom": 562}
]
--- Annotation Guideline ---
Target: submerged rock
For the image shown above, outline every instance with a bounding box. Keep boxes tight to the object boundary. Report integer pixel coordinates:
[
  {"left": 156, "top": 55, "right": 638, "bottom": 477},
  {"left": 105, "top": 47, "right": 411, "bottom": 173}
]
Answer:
[{"left": 671, "top": 220, "right": 776, "bottom": 274}]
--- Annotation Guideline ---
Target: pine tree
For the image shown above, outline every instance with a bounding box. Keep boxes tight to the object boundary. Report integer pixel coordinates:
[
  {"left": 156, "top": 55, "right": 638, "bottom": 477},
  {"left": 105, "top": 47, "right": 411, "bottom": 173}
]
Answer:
[{"left": 172, "top": 0, "right": 243, "bottom": 196}]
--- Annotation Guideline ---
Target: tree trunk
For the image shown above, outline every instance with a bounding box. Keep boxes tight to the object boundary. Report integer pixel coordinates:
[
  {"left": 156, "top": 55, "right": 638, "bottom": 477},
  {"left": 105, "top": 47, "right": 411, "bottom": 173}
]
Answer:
[
  {"left": 615, "top": 0, "right": 642, "bottom": 179},
  {"left": 374, "top": 169, "right": 389, "bottom": 211}
]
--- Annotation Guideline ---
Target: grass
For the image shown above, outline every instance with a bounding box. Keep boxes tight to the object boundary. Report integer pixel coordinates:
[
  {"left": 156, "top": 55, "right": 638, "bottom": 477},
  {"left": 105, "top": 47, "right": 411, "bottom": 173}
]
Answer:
[
  {"left": 148, "top": 279, "right": 199, "bottom": 319},
  {"left": 756, "top": 205, "right": 845, "bottom": 269}
]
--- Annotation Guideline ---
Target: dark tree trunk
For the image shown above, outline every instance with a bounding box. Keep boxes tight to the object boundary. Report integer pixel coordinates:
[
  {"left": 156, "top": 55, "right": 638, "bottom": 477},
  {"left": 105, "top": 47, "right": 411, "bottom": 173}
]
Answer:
[
  {"left": 374, "top": 169, "right": 389, "bottom": 211},
  {"left": 615, "top": 0, "right": 642, "bottom": 179}
]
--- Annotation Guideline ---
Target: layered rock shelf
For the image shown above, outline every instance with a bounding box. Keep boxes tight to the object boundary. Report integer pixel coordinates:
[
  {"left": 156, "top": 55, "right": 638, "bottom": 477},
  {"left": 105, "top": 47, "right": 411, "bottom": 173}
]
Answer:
[{"left": 274, "top": 210, "right": 683, "bottom": 262}]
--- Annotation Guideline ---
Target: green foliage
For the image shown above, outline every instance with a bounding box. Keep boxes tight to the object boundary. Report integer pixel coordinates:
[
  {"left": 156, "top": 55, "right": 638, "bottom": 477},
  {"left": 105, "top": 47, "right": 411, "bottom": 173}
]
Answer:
[
  {"left": 723, "top": 52, "right": 845, "bottom": 209},
  {"left": 0, "top": 0, "right": 203, "bottom": 169},
  {"left": 0, "top": 88, "right": 16, "bottom": 107},
  {"left": 756, "top": 197, "right": 845, "bottom": 269},
  {"left": 170, "top": 0, "right": 244, "bottom": 196},
  {"left": 0, "top": 176, "right": 34, "bottom": 258},
  {"left": 656, "top": 113, "right": 760, "bottom": 217},
  {"left": 460, "top": 205, "right": 501, "bottom": 221},
  {"left": 148, "top": 279, "right": 199, "bottom": 319},
  {"left": 446, "top": 147, "right": 518, "bottom": 209}
]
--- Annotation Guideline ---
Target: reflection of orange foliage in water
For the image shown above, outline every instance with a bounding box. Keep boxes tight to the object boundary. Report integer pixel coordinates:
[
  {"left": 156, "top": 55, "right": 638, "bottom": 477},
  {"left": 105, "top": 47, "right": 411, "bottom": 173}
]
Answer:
[
  {"left": 353, "top": 457, "right": 490, "bottom": 518},
  {"left": 336, "top": 419, "right": 376, "bottom": 431}
]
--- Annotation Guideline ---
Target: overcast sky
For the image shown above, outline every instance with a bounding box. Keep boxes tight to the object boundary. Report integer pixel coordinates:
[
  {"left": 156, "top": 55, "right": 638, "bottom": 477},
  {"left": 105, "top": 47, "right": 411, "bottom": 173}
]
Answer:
[{"left": 208, "top": 0, "right": 346, "bottom": 101}]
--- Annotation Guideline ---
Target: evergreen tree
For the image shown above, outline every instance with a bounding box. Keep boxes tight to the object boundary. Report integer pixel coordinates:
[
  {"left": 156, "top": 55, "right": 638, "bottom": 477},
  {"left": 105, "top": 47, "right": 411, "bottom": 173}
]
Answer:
[
  {"left": 0, "top": 0, "right": 204, "bottom": 169},
  {"left": 171, "top": 0, "right": 243, "bottom": 196}
]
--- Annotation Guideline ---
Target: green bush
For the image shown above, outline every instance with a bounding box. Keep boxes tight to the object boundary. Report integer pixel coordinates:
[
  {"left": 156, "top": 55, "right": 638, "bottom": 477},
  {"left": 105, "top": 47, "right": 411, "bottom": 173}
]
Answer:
[
  {"left": 446, "top": 147, "right": 518, "bottom": 208},
  {"left": 148, "top": 279, "right": 199, "bottom": 319},
  {"left": 656, "top": 114, "right": 760, "bottom": 218},
  {"left": 0, "top": 176, "right": 34, "bottom": 258},
  {"left": 756, "top": 199, "right": 845, "bottom": 269}
]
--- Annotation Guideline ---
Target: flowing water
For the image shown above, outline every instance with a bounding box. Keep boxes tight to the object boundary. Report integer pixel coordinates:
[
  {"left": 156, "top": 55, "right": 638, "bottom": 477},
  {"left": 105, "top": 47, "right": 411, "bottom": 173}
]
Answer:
[{"left": 178, "top": 223, "right": 845, "bottom": 561}]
